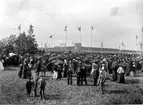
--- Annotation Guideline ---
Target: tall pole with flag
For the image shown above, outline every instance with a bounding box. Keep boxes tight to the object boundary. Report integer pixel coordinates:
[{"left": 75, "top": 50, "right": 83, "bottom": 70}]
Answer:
[
  {"left": 119, "top": 45, "right": 121, "bottom": 56},
  {"left": 77, "top": 27, "right": 82, "bottom": 44},
  {"left": 64, "top": 25, "right": 67, "bottom": 51},
  {"left": 121, "top": 41, "right": 125, "bottom": 56},
  {"left": 142, "top": 26, "right": 143, "bottom": 57},
  {"left": 101, "top": 41, "right": 103, "bottom": 55},
  {"left": 49, "top": 35, "right": 52, "bottom": 52},
  {"left": 18, "top": 24, "right": 21, "bottom": 34},
  {"left": 44, "top": 42, "right": 47, "bottom": 54},
  {"left": 136, "top": 35, "right": 138, "bottom": 55},
  {"left": 77, "top": 26, "right": 82, "bottom": 53},
  {"left": 136, "top": 35, "right": 138, "bottom": 46},
  {"left": 91, "top": 25, "right": 94, "bottom": 53}
]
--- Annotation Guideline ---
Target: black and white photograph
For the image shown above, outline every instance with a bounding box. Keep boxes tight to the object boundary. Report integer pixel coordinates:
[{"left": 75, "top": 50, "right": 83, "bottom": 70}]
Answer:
[{"left": 0, "top": 0, "right": 143, "bottom": 104}]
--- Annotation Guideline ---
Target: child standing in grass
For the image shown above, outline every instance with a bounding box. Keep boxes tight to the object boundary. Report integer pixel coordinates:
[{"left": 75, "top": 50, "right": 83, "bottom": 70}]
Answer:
[{"left": 98, "top": 63, "right": 107, "bottom": 94}]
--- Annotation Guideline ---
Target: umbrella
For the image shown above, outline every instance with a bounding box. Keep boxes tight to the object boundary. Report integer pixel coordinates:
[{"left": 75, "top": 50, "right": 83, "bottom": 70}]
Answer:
[
  {"left": 9, "top": 53, "right": 16, "bottom": 57},
  {"left": 119, "top": 62, "right": 126, "bottom": 68},
  {"left": 51, "top": 59, "right": 63, "bottom": 65},
  {"left": 92, "top": 59, "right": 100, "bottom": 63},
  {"left": 48, "top": 57, "right": 57, "bottom": 62}
]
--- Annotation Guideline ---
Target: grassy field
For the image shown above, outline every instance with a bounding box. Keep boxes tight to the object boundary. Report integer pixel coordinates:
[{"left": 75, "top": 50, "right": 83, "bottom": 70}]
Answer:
[{"left": 0, "top": 68, "right": 143, "bottom": 105}]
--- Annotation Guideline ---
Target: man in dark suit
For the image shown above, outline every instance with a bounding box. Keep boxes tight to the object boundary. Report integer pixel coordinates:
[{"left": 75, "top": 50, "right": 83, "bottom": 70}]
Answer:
[
  {"left": 67, "top": 63, "right": 73, "bottom": 85},
  {"left": 80, "top": 62, "right": 88, "bottom": 86}
]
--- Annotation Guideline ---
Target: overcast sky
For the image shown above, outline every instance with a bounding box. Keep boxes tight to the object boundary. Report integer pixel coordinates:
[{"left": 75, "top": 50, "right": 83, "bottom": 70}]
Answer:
[{"left": 0, "top": 0, "right": 143, "bottom": 50}]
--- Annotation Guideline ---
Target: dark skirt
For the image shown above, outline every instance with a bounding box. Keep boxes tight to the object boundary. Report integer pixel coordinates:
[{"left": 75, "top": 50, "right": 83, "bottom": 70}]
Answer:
[
  {"left": 117, "top": 73, "right": 125, "bottom": 83},
  {"left": 18, "top": 69, "right": 23, "bottom": 78},
  {"left": 112, "top": 68, "right": 117, "bottom": 81},
  {"left": 23, "top": 69, "right": 28, "bottom": 79}
]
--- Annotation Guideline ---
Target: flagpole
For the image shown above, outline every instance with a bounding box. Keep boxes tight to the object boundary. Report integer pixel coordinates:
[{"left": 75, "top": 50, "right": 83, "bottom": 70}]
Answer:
[
  {"left": 136, "top": 35, "right": 138, "bottom": 55},
  {"left": 122, "top": 41, "right": 124, "bottom": 56},
  {"left": 66, "top": 28, "right": 67, "bottom": 51},
  {"left": 142, "top": 26, "right": 143, "bottom": 57},
  {"left": 18, "top": 24, "right": 21, "bottom": 34},
  {"left": 91, "top": 26, "right": 92, "bottom": 53},
  {"left": 64, "top": 25, "right": 67, "bottom": 52},
  {"left": 80, "top": 31, "right": 81, "bottom": 44},
  {"left": 101, "top": 41, "right": 103, "bottom": 55},
  {"left": 119, "top": 45, "right": 121, "bottom": 56}
]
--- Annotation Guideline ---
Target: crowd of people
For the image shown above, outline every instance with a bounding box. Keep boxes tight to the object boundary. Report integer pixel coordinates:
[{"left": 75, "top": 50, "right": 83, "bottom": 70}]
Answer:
[{"left": 0, "top": 52, "right": 142, "bottom": 94}]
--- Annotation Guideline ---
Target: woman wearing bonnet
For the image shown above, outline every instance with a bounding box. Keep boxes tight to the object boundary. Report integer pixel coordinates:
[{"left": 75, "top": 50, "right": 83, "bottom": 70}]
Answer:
[
  {"left": 117, "top": 63, "right": 125, "bottom": 83},
  {"left": 0, "top": 57, "right": 4, "bottom": 71}
]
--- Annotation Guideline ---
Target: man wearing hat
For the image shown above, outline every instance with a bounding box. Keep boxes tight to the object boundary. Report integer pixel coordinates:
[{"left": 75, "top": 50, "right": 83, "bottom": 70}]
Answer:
[
  {"left": 67, "top": 63, "right": 73, "bottom": 85},
  {"left": 26, "top": 77, "right": 34, "bottom": 97},
  {"left": 76, "top": 62, "right": 81, "bottom": 86},
  {"left": 80, "top": 62, "right": 88, "bottom": 86},
  {"left": 91, "top": 59, "right": 99, "bottom": 86},
  {"left": 57, "top": 64, "right": 62, "bottom": 80}
]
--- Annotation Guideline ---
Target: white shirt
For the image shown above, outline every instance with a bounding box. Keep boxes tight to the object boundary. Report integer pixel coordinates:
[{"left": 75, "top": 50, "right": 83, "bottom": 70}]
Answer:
[{"left": 117, "top": 67, "right": 124, "bottom": 74}]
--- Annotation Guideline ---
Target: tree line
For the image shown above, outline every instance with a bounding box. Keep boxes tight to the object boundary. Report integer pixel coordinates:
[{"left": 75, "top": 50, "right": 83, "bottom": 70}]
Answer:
[{"left": 0, "top": 25, "right": 38, "bottom": 55}]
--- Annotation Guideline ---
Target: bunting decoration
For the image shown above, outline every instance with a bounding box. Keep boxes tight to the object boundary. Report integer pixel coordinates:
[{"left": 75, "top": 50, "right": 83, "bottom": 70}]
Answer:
[
  {"left": 18, "top": 24, "right": 21, "bottom": 31},
  {"left": 122, "top": 41, "right": 125, "bottom": 47}
]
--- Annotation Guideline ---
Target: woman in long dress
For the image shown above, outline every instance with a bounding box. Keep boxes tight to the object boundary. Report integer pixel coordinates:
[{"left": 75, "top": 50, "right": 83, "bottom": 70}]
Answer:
[
  {"left": 52, "top": 65, "right": 58, "bottom": 79},
  {"left": 130, "top": 61, "right": 136, "bottom": 77},
  {"left": 0, "top": 58, "right": 4, "bottom": 71},
  {"left": 91, "top": 61, "right": 99, "bottom": 86},
  {"left": 117, "top": 64, "right": 125, "bottom": 83}
]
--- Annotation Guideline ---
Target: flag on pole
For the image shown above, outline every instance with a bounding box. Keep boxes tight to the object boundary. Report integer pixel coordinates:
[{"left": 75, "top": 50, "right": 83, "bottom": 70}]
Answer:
[
  {"left": 101, "top": 41, "right": 103, "bottom": 48},
  {"left": 122, "top": 41, "right": 125, "bottom": 47},
  {"left": 136, "top": 35, "right": 138, "bottom": 46},
  {"left": 119, "top": 45, "right": 121, "bottom": 51},
  {"left": 110, "top": 7, "right": 119, "bottom": 16},
  {"left": 65, "top": 25, "right": 67, "bottom": 31},
  {"left": 44, "top": 43, "right": 47, "bottom": 48},
  {"left": 41, "top": 42, "right": 43, "bottom": 47},
  {"left": 49, "top": 35, "right": 52, "bottom": 38},
  {"left": 136, "top": 35, "right": 138, "bottom": 40},
  {"left": 77, "top": 27, "right": 81, "bottom": 32},
  {"left": 18, "top": 24, "right": 21, "bottom": 31},
  {"left": 91, "top": 25, "right": 94, "bottom": 30}
]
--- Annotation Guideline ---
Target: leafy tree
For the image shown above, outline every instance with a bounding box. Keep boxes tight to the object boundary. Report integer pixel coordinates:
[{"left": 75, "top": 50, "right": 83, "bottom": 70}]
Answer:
[
  {"left": 27, "top": 24, "right": 38, "bottom": 54},
  {"left": 0, "top": 35, "right": 16, "bottom": 55},
  {"left": 15, "top": 24, "right": 38, "bottom": 54},
  {"left": 0, "top": 24, "right": 38, "bottom": 55}
]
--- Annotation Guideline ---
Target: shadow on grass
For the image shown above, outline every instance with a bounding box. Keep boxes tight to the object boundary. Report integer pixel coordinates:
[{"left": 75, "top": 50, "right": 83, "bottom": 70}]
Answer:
[
  {"left": 4, "top": 66, "right": 19, "bottom": 71},
  {"left": 135, "top": 74, "right": 143, "bottom": 77},
  {"left": 105, "top": 89, "right": 128, "bottom": 94},
  {"left": 4, "top": 69, "right": 18, "bottom": 71},
  {"left": 44, "top": 94, "right": 66, "bottom": 100},
  {"left": 125, "top": 79, "right": 140, "bottom": 84}
]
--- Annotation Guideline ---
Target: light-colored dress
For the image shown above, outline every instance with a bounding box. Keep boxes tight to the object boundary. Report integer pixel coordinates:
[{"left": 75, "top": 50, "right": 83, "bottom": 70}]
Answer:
[
  {"left": 52, "top": 70, "right": 58, "bottom": 79},
  {"left": 0, "top": 60, "right": 4, "bottom": 71},
  {"left": 117, "top": 66, "right": 125, "bottom": 83}
]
